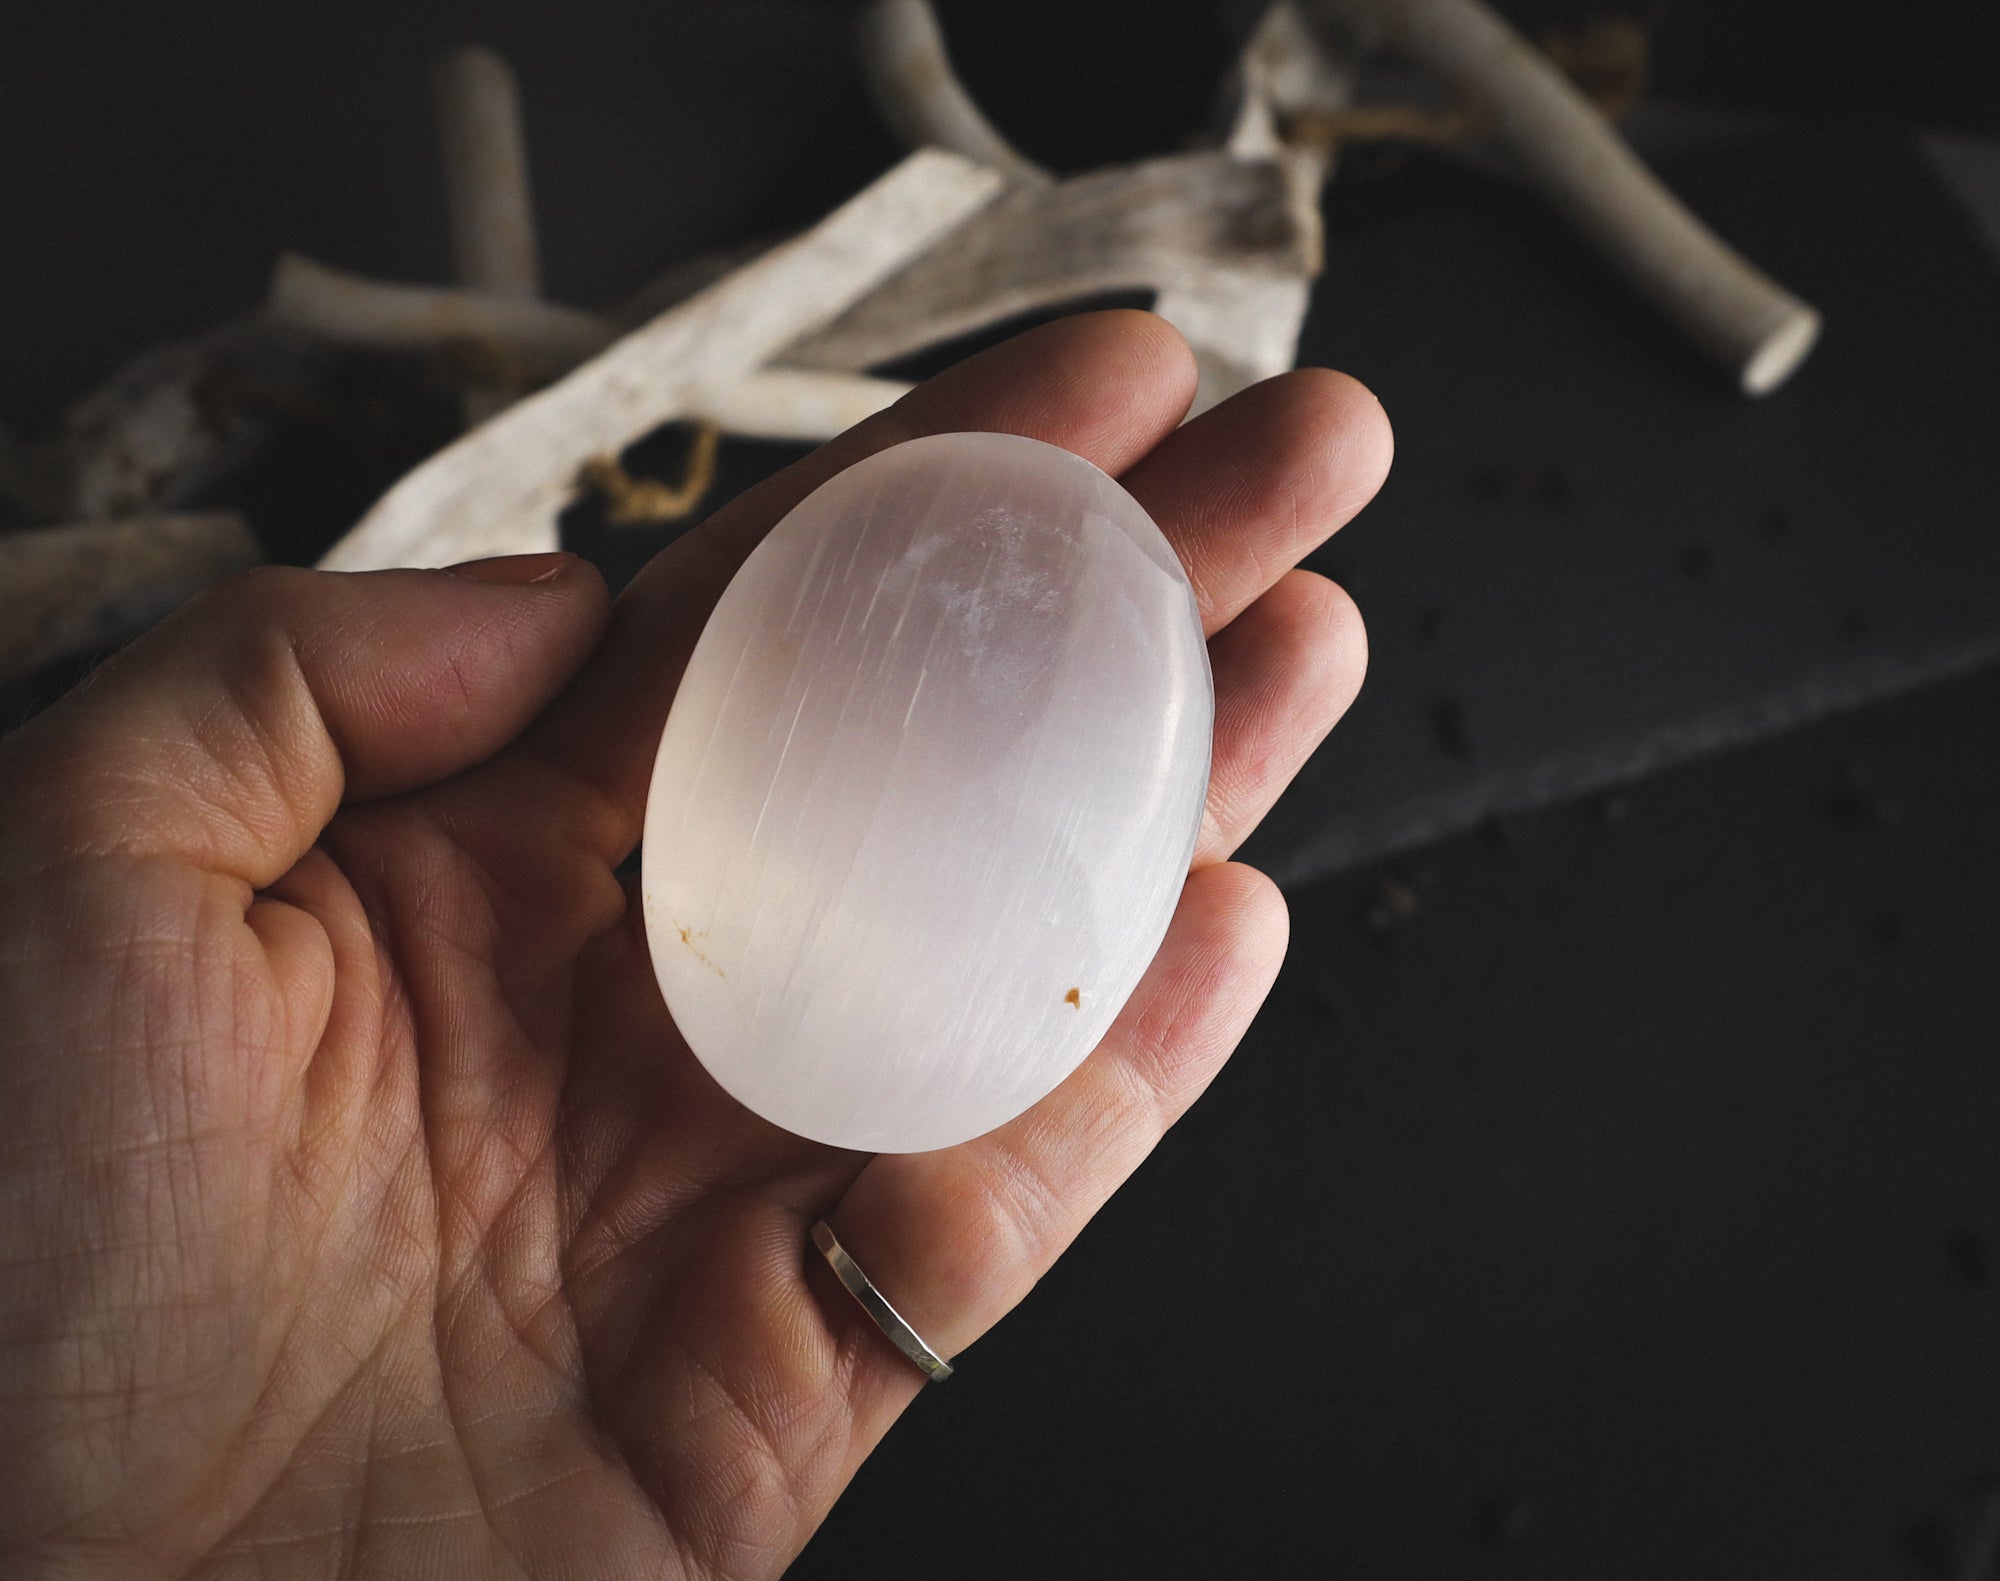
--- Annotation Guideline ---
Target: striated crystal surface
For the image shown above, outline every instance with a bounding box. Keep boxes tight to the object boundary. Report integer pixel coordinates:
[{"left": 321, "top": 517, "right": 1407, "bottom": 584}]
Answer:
[{"left": 641, "top": 432, "right": 1212, "bottom": 1153}]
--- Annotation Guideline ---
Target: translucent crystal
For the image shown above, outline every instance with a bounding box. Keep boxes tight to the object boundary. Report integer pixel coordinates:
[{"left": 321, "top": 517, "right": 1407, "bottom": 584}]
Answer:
[{"left": 641, "top": 432, "right": 1212, "bottom": 1152}]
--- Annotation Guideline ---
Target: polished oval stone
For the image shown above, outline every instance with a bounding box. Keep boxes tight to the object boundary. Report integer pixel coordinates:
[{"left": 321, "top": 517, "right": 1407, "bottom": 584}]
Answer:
[{"left": 641, "top": 431, "right": 1212, "bottom": 1153}]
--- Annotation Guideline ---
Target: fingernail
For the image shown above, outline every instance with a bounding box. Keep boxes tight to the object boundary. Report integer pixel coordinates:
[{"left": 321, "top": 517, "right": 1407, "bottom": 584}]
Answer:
[{"left": 446, "top": 552, "right": 576, "bottom": 585}]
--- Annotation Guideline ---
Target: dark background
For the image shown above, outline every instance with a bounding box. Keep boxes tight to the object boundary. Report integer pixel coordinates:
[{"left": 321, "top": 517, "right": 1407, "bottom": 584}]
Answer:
[{"left": 5, "top": 2, "right": 1999, "bottom": 1575}]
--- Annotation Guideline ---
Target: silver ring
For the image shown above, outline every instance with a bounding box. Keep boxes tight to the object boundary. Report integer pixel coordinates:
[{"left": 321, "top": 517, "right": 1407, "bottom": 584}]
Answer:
[{"left": 811, "top": 1220, "right": 955, "bottom": 1383}]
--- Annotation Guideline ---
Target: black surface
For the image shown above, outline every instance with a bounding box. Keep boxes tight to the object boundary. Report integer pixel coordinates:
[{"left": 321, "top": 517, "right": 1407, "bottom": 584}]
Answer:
[
  {"left": 795, "top": 662, "right": 2000, "bottom": 1580},
  {"left": 1247, "top": 122, "right": 2000, "bottom": 882}
]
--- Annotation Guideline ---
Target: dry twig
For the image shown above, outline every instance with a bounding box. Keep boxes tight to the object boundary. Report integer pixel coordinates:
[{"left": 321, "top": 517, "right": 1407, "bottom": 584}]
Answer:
[
  {"left": 790, "top": 152, "right": 1316, "bottom": 375},
  {"left": 317, "top": 149, "right": 1003, "bottom": 571},
  {"left": 0, "top": 512, "right": 260, "bottom": 681},
  {"left": 1161, "top": 1, "right": 1350, "bottom": 407},
  {"left": 434, "top": 45, "right": 542, "bottom": 423},
  {"left": 1312, "top": 0, "right": 1819, "bottom": 392},
  {"left": 858, "top": 0, "right": 1050, "bottom": 186},
  {"left": 851, "top": 0, "right": 1338, "bottom": 412},
  {"left": 7, "top": 323, "right": 329, "bottom": 523},
  {"left": 269, "top": 254, "right": 607, "bottom": 371},
  {"left": 267, "top": 258, "right": 915, "bottom": 441},
  {"left": 8, "top": 0, "right": 1820, "bottom": 616}
]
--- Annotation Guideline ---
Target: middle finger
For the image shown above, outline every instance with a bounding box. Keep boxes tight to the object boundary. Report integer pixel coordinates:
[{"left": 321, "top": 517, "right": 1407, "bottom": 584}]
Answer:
[{"left": 1119, "top": 365, "right": 1391, "bottom": 637}]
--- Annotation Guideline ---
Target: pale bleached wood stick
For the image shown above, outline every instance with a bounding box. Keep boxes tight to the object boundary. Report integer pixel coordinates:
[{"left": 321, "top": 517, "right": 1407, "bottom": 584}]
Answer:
[
  {"left": 854, "top": 2, "right": 1331, "bottom": 413},
  {"left": 690, "top": 367, "right": 912, "bottom": 441},
  {"left": 1313, "top": 0, "right": 1819, "bottom": 393},
  {"left": 279, "top": 153, "right": 1313, "bottom": 395},
  {"left": 318, "top": 149, "right": 1003, "bottom": 572},
  {"left": 434, "top": 45, "right": 542, "bottom": 424},
  {"left": 858, "top": 0, "right": 1048, "bottom": 186},
  {"left": 268, "top": 254, "right": 610, "bottom": 369},
  {"left": 268, "top": 258, "right": 911, "bottom": 442},
  {"left": 1157, "top": 2, "right": 1350, "bottom": 410},
  {"left": 20, "top": 322, "right": 326, "bottom": 523},
  {"left": 1154, "top": 270, "right": 1317, "bottom": 412},
  {"left": 790, "top": 152, "right": 1314, "bottom": 376},
  {"left": 276, "top": 143, "right": 1314, "bottom": 419},
  {"left": 0, "top": 512, "right": 260, "bottom": 681},
  {"left": 1221, "top": 0, "right": 1356, "bottom": 173},
  {"left": 435, "top": 46, "right": 540, "bottom": 296},
  {"left": 612, "top": 238, "right": 779, "bottom": 329}
]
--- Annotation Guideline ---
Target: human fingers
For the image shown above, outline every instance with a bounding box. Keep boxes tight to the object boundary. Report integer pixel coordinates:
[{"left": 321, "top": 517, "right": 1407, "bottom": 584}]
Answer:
[
  {"left": 1195, "top": 568, "right": 1367, "bottom": 866},
  {"left": 516, "top": 309, "right": 1198, "bottom": 863},
  {"left": 0, "top": 554, "right": 608, "bottom": 887},
  {"left": 809, "top": 860, "right": 1288, "bottom": 1421},
  {"left": 1120, "top": 366, "right": 1391, "bottom": 637}
]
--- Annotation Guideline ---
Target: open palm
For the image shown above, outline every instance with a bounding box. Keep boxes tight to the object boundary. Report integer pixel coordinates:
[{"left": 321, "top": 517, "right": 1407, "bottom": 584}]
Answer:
[{"left": 0, "top": 313, "right": 1388, "bottom": 1579}]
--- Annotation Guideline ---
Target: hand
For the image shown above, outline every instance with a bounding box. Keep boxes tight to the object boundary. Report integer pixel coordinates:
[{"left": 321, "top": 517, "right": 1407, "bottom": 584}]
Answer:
[{"left": 0, "top": 312, "right": 1388, "bottom": 1578}]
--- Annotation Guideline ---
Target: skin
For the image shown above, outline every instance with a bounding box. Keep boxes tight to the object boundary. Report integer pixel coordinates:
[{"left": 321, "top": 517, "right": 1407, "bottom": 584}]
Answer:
[{"left": 0, "top": 312, "right": 1389, "bottom": 1579}]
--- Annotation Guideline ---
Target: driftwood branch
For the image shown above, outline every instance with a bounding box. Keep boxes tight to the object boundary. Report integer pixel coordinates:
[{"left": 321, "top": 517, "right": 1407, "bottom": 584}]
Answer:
[
  {"left": 434, "top": 45, "right": 541, "bottom": 423},
  {"left": 1154, "top": 2, "right": 1348, "bottom": 407},
  {"left": 858, "top": 0, "right": 1049, "bottom": 187},
  {"left": 1153, "top": 267, "right": 1317, "bottom": 407},
  {"left": 851, "top": 1, "right": 1335, "bottom": 413},
  {"left": 267, "top": 258, "right": 911, "bottom": 441},
  {"left": 9, "top": 0, "right": 1815, "bottom": 646},
  {"left": 1223, "top": 0, "right": 1358, "bottom": 169},
  {"left": 268, "top": 254, "right": 608, "bottom": 370},
  {"left": 13, "top": 323, "right": 328, "bottom": 523},
  {"left": 276, "top": 140, "right": 1323, "bottom": 418},
  {"left": 273, "top": 127, "right": 1327, "bottom": 425},
  {"left": 1314, "top": 0, "right": 1819, "bottom": 393},
  {"left": 0, "top": 512, "right": 260, "bottom": 681},
  {"left": 692, "top": 367, "right": 911, "bottom": 440},
  {"left": 318, "top": 149, "right": 1003, "bottom": 571},
  {"left": 790, "top": 152, "right": 1315, "bottom": 374},
  {"left": 612, "top": 238, "right": 782, "bottom": 330},
  {"left": 435, "top": 46, "right": 540, "bottom": 300}
]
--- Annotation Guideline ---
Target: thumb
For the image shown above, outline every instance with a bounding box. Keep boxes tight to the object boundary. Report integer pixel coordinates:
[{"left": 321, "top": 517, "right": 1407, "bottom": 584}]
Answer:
[{"left": 0, "top": 552, "right": 609, "bottom": 886}]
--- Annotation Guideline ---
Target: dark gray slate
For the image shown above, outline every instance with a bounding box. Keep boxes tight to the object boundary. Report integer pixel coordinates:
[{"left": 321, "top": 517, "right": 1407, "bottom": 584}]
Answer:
[
  {"left": 796, "top": 658, "right": 2000, "bottom": 1581},
  {"left": 1245, "top": 126, "right": 2000, "bottom": 885}
]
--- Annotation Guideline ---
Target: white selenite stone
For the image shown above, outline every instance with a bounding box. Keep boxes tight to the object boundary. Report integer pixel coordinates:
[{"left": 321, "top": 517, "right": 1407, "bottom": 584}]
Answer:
[{"left": 641, "top": 431, "right": 1212, "bottom": 1153}]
